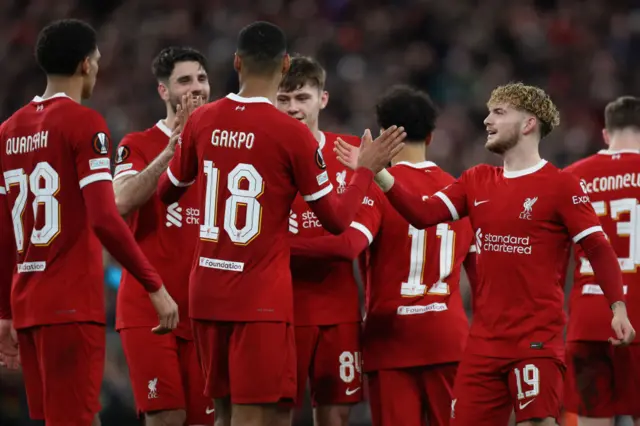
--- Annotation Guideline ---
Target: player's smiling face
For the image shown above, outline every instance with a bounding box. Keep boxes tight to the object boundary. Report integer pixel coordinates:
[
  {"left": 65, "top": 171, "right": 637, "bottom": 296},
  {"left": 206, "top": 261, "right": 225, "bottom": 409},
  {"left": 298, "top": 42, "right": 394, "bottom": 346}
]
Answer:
[
  {"left": 484, "top": 102, "right": 522, "bottom": 154},
  {"left": 276, "top": 83, "right": 328, "bottom": 129},
  {"left": 162, "top": 61, "right": 210, "bottom": 113}
]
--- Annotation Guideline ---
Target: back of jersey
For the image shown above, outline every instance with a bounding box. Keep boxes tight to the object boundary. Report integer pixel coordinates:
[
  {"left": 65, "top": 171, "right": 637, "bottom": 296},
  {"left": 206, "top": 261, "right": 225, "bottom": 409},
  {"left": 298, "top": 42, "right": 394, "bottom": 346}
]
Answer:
[
  {"left": 362, "top": 162, "right": 473, "bottom": 371},
  {"left": 565, "top": 149, "right": 640, "bottom": 341},
  {"left": 168, "top": 93, "right": 332, "bottom": 323},
  {"left": 0, "top": 94, "right": 112, "bottom": 329}
]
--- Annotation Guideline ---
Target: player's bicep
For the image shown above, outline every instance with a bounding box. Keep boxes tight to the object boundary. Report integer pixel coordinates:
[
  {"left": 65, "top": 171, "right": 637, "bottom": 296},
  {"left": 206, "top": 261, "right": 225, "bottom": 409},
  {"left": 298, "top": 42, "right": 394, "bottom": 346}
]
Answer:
[
  {"left": 290, "top": 128, "right": 333, "bottom": 202},
  {"left": 557, "top": 173, "right": 603, "bottom": 243},
  {"left": 72, "top": 112, "right": 113, "bottom": 189},
  {"left": 166, "top": 117, "right": 198, "bottom": 188}
]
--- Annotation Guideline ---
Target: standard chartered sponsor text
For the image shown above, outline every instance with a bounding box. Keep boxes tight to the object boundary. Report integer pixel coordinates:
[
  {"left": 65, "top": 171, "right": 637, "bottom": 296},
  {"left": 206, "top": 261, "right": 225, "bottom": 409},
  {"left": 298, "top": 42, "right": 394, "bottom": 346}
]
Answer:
[
  {"left": 581, "top": 173, "right": 640, "bottom": 194},
  {"left": 478, "top": 230, "right": 532, "bottom": 254}
]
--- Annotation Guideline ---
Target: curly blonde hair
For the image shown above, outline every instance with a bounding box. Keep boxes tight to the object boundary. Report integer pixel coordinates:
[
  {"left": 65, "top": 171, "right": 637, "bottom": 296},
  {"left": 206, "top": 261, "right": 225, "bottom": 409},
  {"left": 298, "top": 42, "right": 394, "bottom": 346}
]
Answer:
[{"left": 487, "top": 82, "right": 560, "bottom": 138}]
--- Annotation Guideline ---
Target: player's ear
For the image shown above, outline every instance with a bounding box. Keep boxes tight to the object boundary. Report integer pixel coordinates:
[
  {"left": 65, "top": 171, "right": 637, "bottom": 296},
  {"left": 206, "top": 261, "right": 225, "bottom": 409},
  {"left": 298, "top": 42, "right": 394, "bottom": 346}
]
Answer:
[
  {"left": 233, "top": 53, "right": 241, "bottom": 73},
  {"left": 282, "top": 53, "right": 291, "bottom": 75},
  {"left": 320, "top": 90, "right": 329, "bottom": 110},
  {"left": 522, "top": 115, "right": 537, "bottom": 136},
  {"left": 424, "top": 134, "right": 433, "bottom": 146},
  {"left": 157, "top": 82, "right": 170, "bottom": 102},
  {"left": 602, "top": 128, "right": 611, "bottom": 146},
  {"left": 79, "top": 56, "right": 91, "bottom": 76}
]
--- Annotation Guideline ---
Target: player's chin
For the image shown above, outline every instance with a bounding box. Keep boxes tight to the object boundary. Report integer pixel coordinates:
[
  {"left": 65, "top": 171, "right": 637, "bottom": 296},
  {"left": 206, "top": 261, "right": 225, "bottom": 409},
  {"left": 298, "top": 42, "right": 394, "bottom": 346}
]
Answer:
[{"left": 485, "top": 137, "right": 513, "bottom": 154}]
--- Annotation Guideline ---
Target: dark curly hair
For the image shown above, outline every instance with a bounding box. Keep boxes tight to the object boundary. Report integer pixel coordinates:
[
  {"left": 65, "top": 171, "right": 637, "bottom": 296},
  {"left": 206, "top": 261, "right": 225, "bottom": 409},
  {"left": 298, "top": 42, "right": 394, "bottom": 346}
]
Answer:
[
  {"left": 376, "top": 85, "right": 439, "bottom": 142},
  {"left": 152, "top": 46, "right": 208, "bottom": 81}
]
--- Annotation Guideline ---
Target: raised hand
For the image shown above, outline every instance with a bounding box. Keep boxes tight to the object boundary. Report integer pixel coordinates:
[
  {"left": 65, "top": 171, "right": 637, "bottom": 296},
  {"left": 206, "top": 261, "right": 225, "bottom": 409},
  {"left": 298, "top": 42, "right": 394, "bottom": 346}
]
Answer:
[
  {"left": 356, "top": 126, "right": 406, "bottom": 174},
  {"left": 334, "top": 138, "right": 359, "bottom": 171},
  {"left": 149, "top": 285, "right": 179, "bottom": 335},
  {"left": 168, "top": 94, "right": 205, "bottom": 152}
]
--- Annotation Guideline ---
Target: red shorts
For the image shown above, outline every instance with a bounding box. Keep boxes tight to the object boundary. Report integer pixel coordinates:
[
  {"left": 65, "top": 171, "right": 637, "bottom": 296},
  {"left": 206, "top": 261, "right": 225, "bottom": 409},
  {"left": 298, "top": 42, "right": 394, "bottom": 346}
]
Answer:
[
  {"left": 192, "top": 320, "right": 297, "bottom": 404},
  {"left": 451, "top": 354, "right": 564, "bottom": 426},
  {"left": 565, "top": 341, "right": 640, "bottom": 417},
  {"left": 120, "top": 328, "right": 214, "bottom": 424},
  {"left": 295, "top": 323, "right": 363, "bottom": 407},
  {"left": 368, "top": 363, "right": 457, "bottom": 426},
  {"left": 17, "top": 322, "right": 105, "bottom": 426}
]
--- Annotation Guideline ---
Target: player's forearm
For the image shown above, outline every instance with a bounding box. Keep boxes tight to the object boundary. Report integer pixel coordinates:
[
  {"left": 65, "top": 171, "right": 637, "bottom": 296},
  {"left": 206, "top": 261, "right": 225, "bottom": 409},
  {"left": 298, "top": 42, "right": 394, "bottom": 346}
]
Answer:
[
  {"left": 114, "top": 148, "right": 174, "bottom": 216},
  {"left": 309, "top": 168, "right": 373, "bottom": 234},
  {"left": 289, "top": 227, "right": 370, "bottom": 261},
  {"left": 580, "top": 232, "right": 625, "bottom": 309},
  {"left": 83, "top": 181, "right": 162, "bottom": 292},
  {"left": 157, "top": 171, "right": 187, "bottom": 205},
  {"left": 383, "top": 173, "right": 453, "bottom": 229}
]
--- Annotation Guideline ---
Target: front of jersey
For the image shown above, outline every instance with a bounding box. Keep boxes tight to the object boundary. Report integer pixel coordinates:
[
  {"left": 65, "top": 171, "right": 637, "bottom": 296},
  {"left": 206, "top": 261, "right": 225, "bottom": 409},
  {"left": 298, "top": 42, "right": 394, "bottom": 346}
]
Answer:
[
  {"left": 436, "top": 161, "right": 603, "bottom": 360},
  {"left": 0, "top": 94, "right": 113, "bottom": 329},
  {"left": 565, "top": 149, "right": 640, "bottom": 342},
  {"left": 355, "top": 162, "right": 473, "bottom": 372},
  {"left": 290, "top": 131, "right": 362, "bottom": 326},
  {"left": 166, "top": 94, "right": 333, "bottom": 323},
  {"left": 114, "top": 122, "right": 200, "bottom": 339}
]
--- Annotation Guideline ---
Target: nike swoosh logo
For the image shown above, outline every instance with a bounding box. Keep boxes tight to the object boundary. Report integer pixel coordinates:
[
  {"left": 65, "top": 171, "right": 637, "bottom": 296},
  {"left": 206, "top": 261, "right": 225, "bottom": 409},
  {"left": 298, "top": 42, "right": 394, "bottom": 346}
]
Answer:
[
  {"left": 345, "top": 387, "right": 360, "bottom": 396},
  {"left": 474, "top": 199, "right": 489, "bottom": 206},
  {"left": 519, "top": 399, "right": 535, "bottom": 410},
  {"left": 422, "top": 196, "right": 429, "bottom": 201},
  {"left": 206, "top": 407, "right": 215, "bottom": 414}
]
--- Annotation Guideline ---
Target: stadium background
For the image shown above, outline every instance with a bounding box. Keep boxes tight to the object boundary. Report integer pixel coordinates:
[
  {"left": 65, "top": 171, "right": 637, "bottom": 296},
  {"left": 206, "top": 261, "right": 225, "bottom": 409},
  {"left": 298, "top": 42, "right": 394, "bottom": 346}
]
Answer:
[{"left": 0, "top": 0, "right": 638, "bottom": 424}]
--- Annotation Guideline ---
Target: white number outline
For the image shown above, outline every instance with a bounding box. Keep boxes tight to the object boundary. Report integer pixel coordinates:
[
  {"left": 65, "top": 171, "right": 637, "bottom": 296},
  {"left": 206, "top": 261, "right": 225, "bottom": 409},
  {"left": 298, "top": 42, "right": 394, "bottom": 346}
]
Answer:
[
  {"left": 580, "top": 198, "right": 640, "bottom": 274},
  {"left": 401, "top": 223, "right": 456, "bottom": 297},
  {"left": 514, "top": 364, "right": 540, "bottom": 400},
  {"left": 4, "top": 162, "right": 61, "bottom": 253},
  {"left": 200, "top": 161, "right": 264, "bottom": 245},
  {"left": 339, "top": 351, "right": 362, "bottom": 384}
]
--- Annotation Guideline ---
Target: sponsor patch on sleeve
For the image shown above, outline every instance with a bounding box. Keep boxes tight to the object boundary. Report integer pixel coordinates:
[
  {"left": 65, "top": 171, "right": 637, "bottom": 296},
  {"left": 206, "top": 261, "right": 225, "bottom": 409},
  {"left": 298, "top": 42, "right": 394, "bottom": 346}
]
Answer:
[
  {"left": 316, "top": 171, "right": 329, "bottom": 186},
  {"left": 89, "top": 158, "right": 111, "bottom": 170},
  {"left": 114, "top": 163, "right": 133, "bottom": 174}
]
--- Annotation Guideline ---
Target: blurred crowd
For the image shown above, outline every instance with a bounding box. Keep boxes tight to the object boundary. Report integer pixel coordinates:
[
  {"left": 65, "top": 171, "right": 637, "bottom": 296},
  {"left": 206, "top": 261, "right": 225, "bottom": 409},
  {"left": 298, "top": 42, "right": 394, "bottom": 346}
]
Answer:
[{"left": 1, "top": 0, "right": 640, "bottom": 424}]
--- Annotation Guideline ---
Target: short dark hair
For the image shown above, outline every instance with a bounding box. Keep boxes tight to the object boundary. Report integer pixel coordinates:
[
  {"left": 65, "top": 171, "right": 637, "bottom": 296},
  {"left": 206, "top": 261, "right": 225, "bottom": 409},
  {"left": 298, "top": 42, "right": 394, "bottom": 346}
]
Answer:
[
  {"left": 152, "top": 46, "right": 208, "bottom": 81},
  {"left": 376, "top": 85, "right": 439, "bottom": 141},
  {"left": 35, "top": 19, "right": 97, "bottom": 76},
  {"left": 604, "top": 96, "right": 640, "bottom": 132},
  {"left": 279, "top": 55, "right": 326, "bottom": 92},
  {"left": 237, "top": 21, "right": 287, "bottom": 75}
]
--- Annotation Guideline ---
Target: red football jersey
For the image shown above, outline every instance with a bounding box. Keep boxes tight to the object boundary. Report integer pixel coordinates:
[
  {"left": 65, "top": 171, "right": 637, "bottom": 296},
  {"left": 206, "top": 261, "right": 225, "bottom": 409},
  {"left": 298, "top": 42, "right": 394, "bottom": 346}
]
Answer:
[
  {"left": 0, "top": 93, "right": 112, "bottom": 329},
  {"left": 565, "top": 149, "right": 640, "bottom": 342},
  {"left": 353, "top": 162, "right": 473, "bottom": 372},
  {"left": 166, "top": 93, "right": 334, "bottom": 323},
  {"left": 290, "top": 131, "right": 363, "bottom": 326},
  {"left": 435, "top": 160, "right": 603, "bottom": 360},
  {"left": 114, "top": 121, "right": 199, "bottom": 339}
]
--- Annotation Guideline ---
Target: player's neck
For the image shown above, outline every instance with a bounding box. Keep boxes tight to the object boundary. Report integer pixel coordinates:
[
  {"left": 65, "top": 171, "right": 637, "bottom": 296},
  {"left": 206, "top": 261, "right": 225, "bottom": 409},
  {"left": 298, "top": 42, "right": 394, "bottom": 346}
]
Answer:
[
  {"left": 502, "top": 139, "right": 542, "bottom": 173},
  {"left": 309, "top": 124, "right": 321, "bottom": 143},
  {"left": 607, "top": 130, "right": 640, "bottom": 152},
  {"left": 391, "top": 142, "right": 427, "bottom": 166},
  {"left": 163, "top": 109, "right": 177, "bottom": 131},
  {"left": 42, "top": 76, "right": 83, "bottom": 103},
  {"left": 237, "top": 77, "right": 279, "bottom": 105}
]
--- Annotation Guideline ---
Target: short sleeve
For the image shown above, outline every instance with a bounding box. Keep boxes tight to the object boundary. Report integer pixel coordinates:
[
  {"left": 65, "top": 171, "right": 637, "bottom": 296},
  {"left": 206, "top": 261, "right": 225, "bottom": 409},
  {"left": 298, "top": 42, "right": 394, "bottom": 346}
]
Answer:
[
  {"left": 557, "top": 172, "right": 603, "bottom": 243},
  {"left": 432, "top": 171, "right": 470, "bottom": 220},
  {"left": 290, "top": 125, "right": 333, "bottom": 202},
  {"left": 71, "top": 110, "right": 113, "bottom": 189},
  {"left": 350, "top": 186, "right": 383, "bottom": 245},
  {"left": 113, "top": 134, "right": 149, "bottom": 180},
  {"left": 166, "top": 114, "right": 198, "bottom": 187}
]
